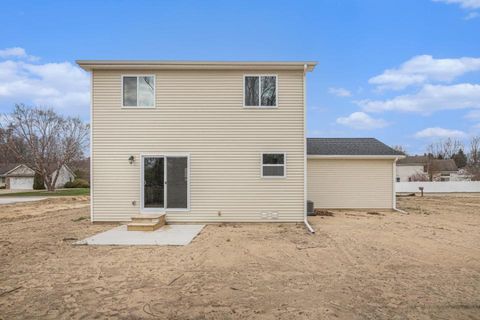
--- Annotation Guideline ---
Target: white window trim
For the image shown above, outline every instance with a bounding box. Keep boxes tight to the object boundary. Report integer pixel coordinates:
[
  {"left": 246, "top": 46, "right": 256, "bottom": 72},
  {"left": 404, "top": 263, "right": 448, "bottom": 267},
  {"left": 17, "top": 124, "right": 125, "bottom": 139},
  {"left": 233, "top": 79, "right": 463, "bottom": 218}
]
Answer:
[
  {"left": 243, "top": 74, "right": 278, "bottom": 108},
  {"left": 140, "top": 153, "right": 191, "bottom": 213},
  {"left": 260, "top": 152, "right": 287, "bottom": 179},
  {"left": 121, "top": 75, "right": 156, "bottom": 108}
]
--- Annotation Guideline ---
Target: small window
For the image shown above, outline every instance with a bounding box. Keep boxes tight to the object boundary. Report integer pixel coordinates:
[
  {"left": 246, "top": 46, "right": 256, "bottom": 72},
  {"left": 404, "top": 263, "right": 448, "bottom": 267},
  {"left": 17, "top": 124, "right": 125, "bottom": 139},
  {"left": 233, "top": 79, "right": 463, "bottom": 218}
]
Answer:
[
  {"left": 244, "top": 75, "right": 277, "bottom": 107},
  {"left": 122, "top": 75, "right": 155, "bottom": 107},
  {"left": 261, "top": 153, "right": 285, "bottom": 178}
]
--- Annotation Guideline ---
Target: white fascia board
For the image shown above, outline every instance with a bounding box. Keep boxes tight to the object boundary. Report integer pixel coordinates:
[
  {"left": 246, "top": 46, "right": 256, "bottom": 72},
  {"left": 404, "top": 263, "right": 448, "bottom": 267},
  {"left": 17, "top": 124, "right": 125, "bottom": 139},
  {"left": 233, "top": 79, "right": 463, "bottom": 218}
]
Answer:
[{"left": 307, "top": 155, "right": 406, "bottom": 160}]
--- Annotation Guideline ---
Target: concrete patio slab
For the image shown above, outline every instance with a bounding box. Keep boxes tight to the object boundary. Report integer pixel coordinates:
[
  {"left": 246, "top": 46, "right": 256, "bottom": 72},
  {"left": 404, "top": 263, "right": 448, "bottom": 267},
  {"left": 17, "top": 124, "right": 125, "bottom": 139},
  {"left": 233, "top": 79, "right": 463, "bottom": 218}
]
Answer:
[
  {"left": 76, "top": 224, "right": 205, "bottom": 246},
  {"left": 0, "top": 197, "right": 47, "bottom": 205}
]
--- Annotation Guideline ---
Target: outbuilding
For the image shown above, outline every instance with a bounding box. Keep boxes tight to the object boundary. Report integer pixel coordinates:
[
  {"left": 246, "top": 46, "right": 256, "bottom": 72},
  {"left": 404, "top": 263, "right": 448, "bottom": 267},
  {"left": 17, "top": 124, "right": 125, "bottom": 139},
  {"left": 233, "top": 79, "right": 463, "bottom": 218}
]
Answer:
[{"left": 307, "top": 138, "right": 405, "bottom": 210}]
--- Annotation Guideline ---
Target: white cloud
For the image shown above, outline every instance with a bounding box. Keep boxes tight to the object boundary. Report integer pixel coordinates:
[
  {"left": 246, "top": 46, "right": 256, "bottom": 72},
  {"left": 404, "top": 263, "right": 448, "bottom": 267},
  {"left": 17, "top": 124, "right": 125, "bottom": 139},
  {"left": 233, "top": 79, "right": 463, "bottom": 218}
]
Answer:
[
  {"left": 465, "top": 11, "right": 480, "bottom": 19},
  {"left": 0, "top": 48, "right": 89, "bottom": 117},
  {"left": 433, "top": 0, "right": 480, "bottom": 9},
  {"left": 358, "top": 83, "right": 480, "bottom": 114},
  {"left": 369, "top": 55, "right": 480, "bottom": 90},
  {"left": 328, "top": 87, "right": 351, "bottom": 97},
  {"left": 465, "top": 109, "right": 480, "bottom": 119},
  {"left": 0, "top": 47, "right": 39, "bottom": 61},
  {"left": 336, "top": 112, "right": 388, "bottom": 130},
  {"left": 414, "top": 127, "right": 467, "bottom": 138},
  {"left": 0, "top": 47, "right": 26, "bottom": 58}
]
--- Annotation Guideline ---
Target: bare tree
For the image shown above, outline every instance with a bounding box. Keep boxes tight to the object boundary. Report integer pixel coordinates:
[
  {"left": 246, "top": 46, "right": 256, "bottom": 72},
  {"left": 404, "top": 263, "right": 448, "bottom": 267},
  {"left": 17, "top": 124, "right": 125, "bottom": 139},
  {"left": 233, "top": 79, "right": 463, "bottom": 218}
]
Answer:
[
  {"left": 1, "top": 104, "right": 89, "bottom": 191},
  {"left": 392, "top": 145, "right": 408, "bottom": 155},
  {"left": 470, "top": 136, "right": 480, "bottom": 165},
  {"left": 426, "top": 138, "right": 463, "bottom": 159}
]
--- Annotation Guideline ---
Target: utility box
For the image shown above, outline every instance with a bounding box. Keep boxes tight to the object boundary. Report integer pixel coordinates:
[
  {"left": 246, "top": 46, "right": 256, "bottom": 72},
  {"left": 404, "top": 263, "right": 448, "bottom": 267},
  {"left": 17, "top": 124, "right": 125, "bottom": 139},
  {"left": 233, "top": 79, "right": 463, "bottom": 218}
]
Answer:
[{"left": 307, "top": 200, "right": 315, "bottom": 216}]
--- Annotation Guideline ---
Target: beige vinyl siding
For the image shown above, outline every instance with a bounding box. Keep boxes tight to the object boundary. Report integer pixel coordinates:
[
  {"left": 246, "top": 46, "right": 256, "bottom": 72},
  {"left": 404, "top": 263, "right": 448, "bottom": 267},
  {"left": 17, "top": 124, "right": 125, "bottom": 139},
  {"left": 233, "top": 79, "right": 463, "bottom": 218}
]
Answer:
[
  {"left": 307, "top": 159, "right": 394, "bottom": 209},
  {"left": 92, "top": 69, "right": 305, "bottom": 222}
]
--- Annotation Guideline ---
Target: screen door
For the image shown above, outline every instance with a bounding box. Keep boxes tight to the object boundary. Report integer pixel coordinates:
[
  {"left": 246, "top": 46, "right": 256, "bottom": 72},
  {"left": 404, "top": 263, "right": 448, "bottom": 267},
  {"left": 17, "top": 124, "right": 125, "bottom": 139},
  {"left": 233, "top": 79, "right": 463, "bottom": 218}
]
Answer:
[{"left": 166, "top": 157, "right": 188, "bottom": 209}]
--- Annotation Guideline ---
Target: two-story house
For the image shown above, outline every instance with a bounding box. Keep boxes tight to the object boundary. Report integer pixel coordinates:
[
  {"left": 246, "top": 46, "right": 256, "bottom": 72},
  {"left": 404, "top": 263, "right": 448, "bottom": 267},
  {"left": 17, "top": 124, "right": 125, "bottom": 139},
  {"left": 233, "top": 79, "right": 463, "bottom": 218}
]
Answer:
[{"left": 78, "top": 60, "right": 404, "bottom": 228}]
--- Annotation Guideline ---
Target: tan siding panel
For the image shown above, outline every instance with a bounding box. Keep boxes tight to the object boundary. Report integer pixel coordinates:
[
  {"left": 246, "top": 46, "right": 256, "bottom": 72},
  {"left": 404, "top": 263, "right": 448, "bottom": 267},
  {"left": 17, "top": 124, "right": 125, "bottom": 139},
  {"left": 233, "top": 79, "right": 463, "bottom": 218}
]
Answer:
[
  {"left": 92, "top": 70, "right": 305, "bottom": 222},
  {"left": 307, "top": 159, "right": 394, "bottom": 209}
]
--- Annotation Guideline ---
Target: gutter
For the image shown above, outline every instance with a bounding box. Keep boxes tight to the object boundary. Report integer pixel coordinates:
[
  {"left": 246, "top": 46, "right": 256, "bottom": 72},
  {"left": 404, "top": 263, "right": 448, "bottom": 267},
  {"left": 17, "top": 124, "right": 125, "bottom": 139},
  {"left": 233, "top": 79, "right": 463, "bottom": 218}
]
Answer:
[
  {"left": 303, "top": 63, "right": 315, "bottom": 234},
  {"left": 308, "top": 155, "right": 406, "bottom": 160}
]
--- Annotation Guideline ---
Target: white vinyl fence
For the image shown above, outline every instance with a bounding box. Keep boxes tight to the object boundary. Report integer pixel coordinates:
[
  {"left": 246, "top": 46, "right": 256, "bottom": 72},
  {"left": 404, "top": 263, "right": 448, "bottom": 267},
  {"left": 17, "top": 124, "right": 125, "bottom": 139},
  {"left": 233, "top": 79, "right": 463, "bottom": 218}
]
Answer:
[{"left": 396, "top": 181, "right": 480, "bottom": 193}]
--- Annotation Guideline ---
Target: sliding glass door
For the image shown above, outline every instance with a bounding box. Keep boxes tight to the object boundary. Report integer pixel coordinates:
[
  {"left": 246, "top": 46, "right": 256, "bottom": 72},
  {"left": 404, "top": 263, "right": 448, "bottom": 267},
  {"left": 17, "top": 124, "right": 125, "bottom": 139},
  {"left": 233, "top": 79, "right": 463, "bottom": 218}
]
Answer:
[{"left": 142, "top": 155, "right": 189, "bottom": 211}]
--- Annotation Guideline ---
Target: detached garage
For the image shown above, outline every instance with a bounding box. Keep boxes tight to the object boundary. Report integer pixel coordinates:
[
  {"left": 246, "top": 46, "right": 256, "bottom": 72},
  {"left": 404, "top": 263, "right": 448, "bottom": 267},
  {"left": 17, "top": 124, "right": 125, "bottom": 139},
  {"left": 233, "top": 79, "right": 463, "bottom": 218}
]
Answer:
[
  {"left": 307, "top": 138, "right": 404, "bottom": 210},
  {"left": 0, "top": 164, "right": 35, "bottom": 190}
]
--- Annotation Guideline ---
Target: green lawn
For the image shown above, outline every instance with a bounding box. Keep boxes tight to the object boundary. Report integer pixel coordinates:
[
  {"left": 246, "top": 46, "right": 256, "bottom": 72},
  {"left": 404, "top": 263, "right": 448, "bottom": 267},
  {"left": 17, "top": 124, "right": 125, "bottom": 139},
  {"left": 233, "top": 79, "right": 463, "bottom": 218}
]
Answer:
[{"left": 0, "top": 188, "right": 90, "bottom": 197}]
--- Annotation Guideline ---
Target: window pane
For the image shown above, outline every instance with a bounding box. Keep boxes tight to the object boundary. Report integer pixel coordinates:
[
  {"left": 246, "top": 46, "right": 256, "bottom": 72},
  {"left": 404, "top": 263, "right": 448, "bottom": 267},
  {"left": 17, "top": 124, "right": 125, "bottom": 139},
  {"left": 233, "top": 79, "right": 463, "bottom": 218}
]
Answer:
[
  {"left": 245, "top": 76, "right": 259, "bottom": 106},
  {"left": 263, "top": 153, "right": 284, "bottom": 165},
  {"left": 261, "top": 76, "right": 276, "bottom": 106},
  {"left": 166, "top": 157, "right": 188, "bottom": 209},
  {"left": 263, "top": 166, "right": 284, "bottom": 177},
  {"left": 123, "top": 77, "right": 137, "bottom": 106},
  {"left": 144, "top": 157, "right": 164, "bottom": 208},
  {"left": 138, "top": 76, "right": 155, "bottom": 106}
]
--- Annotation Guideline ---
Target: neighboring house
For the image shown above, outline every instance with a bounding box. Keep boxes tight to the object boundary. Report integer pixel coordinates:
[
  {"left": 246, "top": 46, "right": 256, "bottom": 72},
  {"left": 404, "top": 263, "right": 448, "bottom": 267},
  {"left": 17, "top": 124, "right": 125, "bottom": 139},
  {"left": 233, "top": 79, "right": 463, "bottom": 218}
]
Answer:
[
  {"left": 0, "top": 163, "right": 76, "bottom": 190},
  {"left": 0, "top": 164, "right": 35, "bottom": 190},
  {"left": 430, "top": 159, "right": 458, "bottom": 182},
  {"left": 77, "top": 60, "right": 405, "bottom": 223},
  {"left": 396, "top": 156, "right": 429, "bottom": 182},
  {"left": 397, "top": 156, "right": 462, "bottom": 182},
  {"left": 50, "top": 165, "right": 76, "bottom": 188},
  {"left": 450, "top": 168, "right": 474, "bottom": 181}
]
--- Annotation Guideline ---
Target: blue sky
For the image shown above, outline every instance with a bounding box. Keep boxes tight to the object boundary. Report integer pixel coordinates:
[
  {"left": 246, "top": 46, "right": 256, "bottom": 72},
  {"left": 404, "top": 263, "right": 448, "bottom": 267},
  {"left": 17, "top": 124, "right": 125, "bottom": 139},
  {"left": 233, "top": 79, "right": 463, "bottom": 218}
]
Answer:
[{"left": 0, "top": 0, "right": 478, "bottom": 154}]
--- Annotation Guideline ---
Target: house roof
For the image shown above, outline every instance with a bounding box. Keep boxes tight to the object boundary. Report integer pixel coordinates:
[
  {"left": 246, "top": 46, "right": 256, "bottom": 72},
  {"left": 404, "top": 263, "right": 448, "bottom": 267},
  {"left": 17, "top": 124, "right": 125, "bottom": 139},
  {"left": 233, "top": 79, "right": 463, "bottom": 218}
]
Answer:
[
  {"left": 0, "top": 163, "right": 35, "bottom": 177},
  {"left": 76, "top": 60, "right": 317, "bottom": 72},
  {"left": 0, "top": 163, "right": 21, "bottom": 175},
  {"left": 430, "top": 159, "right": 458, "bottom": 172},
  {"left": 397, "top": 155, "right": 430, "bottom": 166},
  {"left": 307, "top": 138, "right": 404, "bottom": 158}
]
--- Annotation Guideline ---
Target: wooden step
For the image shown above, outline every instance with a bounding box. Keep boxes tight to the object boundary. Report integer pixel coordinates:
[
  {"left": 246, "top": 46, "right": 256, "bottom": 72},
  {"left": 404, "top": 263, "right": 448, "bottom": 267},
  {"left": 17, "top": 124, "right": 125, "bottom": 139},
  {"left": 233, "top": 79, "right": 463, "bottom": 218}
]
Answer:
[
  {"left": 127, "top": 214, "right": 166, "bottom": 231},
  {"left": 130, "top": 213, "right": 165, "bottom": 223}
]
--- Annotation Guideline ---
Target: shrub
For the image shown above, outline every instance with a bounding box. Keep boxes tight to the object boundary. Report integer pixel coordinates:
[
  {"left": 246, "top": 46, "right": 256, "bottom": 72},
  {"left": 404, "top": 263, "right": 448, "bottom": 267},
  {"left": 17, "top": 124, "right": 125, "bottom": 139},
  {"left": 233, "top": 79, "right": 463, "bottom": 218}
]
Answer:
[
  {"left": 73, "top": 169, "right": 89, "bottom": 182},
  {"left": 64, "top": 178, "right": 90, "bottom": 188}
]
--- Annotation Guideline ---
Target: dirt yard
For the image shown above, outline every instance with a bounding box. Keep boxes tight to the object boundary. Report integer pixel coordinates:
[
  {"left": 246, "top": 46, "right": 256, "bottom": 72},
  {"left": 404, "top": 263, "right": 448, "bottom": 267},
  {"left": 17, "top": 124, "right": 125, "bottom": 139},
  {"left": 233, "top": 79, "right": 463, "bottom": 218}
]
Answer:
[{"left": 0, "top": 194, "right": 479, "bottom": 319}]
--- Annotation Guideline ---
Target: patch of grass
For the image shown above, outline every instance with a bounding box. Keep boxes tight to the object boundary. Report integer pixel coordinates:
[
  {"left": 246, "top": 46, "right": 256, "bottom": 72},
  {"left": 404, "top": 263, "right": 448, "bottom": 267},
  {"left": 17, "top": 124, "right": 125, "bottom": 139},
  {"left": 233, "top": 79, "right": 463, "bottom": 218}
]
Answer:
[{"left": 0, "top": 188, "right": 90, "bottom": 197}]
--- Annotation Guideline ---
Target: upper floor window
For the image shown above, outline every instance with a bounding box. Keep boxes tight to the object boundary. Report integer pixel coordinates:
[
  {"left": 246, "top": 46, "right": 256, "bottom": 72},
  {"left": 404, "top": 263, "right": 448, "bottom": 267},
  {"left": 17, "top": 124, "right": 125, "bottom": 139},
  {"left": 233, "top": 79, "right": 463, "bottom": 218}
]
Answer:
[
  {"left": 122, "top": 75, "right": 155, "bottom": 107},
  {"left": 244, "top": 75, "right": 277, "bottom": 107}
]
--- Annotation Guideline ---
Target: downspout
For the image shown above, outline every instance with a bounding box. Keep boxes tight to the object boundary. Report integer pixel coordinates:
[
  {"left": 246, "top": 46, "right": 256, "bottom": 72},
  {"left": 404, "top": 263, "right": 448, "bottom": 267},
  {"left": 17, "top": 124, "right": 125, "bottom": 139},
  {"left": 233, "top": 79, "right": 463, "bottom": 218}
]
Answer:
[
  {"left": 303, "top": 64, "right": 315, "bottom": 233},
  {"left": 392, "top": 157, "right": 408, "bottom": 214},
  {"left": 89, "top": 71, "right": 94, "bottom": 223}
]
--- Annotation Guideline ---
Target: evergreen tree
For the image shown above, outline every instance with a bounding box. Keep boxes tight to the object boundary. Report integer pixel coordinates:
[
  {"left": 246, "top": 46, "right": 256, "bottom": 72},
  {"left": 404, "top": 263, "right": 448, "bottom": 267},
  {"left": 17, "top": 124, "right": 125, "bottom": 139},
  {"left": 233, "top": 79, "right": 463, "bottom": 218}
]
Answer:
[{"left": 452, "top": 149, "right": 467, "bottom": 168}]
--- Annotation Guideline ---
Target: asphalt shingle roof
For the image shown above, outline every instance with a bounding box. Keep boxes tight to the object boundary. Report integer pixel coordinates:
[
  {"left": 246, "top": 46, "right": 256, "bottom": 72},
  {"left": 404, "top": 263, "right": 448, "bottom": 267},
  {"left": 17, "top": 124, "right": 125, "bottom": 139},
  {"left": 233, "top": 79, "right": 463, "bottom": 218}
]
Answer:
[
  {"left": 430, "top": 159, "right": 458, "bottom": 172},
  {"left": 0, "top": 163, "right": 21, "bottom": 176},
  {"left": 397, "top": 156, "right": 429, "bottom": 165},
  {"left": 307, "top": 138, "right": 404, "bottom": 156}
]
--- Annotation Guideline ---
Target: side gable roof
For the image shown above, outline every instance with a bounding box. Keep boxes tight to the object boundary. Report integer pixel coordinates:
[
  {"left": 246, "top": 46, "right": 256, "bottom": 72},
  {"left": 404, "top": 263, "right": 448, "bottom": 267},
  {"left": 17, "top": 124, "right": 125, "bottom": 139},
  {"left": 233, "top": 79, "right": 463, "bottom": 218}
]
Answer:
[
  {"left": 397, "top": 156, "right": 429, "bottom": 166},
  {"left": 430, "top": 159, "right": 458, "bottom": 172},
  {"left": 0, "top": 163, "right": 21, "bottom": 176},
  {"left": 307, "top": 138, "right": 404, "bottom": 157},
  {"left": 0, "top": 164, "right": 35, "bottom": 177}
]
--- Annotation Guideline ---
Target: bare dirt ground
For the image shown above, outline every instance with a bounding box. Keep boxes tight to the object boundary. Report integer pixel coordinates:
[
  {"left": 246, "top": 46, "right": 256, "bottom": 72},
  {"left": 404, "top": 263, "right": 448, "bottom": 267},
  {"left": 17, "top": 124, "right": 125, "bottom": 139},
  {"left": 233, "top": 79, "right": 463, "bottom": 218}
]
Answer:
[{"left": 0, "top": 194, "right": 479, "bottom": 319}]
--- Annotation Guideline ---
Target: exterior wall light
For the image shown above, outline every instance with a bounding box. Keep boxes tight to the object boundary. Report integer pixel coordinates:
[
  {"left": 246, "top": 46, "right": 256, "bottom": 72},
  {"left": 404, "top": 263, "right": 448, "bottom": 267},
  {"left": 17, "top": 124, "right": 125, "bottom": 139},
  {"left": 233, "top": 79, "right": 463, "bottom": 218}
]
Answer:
[{"left": 128, "top": 155, "right": 135, "bottom": 165}]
